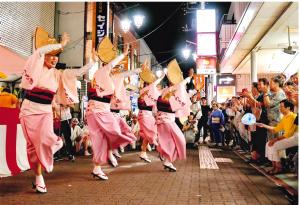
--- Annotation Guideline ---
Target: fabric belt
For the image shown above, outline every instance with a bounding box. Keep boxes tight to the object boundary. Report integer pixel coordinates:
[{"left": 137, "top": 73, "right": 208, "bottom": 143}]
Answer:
[{"left": 24, "top": 88, "right": 54, "bottom": 105}]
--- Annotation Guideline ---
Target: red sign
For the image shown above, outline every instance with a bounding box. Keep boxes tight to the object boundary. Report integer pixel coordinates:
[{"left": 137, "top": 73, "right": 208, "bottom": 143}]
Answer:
[
  {"left": 194, "top": 74, "right": 205, "bottom": 91},
  {"left": 196, "top": 57, "right": 216, "bottom": 74}
]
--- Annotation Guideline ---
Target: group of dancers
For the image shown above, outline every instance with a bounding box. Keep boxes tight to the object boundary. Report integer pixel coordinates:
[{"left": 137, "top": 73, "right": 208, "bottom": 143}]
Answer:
[{"left": 19, "top": 27, "right": 193, "bottom": 193}]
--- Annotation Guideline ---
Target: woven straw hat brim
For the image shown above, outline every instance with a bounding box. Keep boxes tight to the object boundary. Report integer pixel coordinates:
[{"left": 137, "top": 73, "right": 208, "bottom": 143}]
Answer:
[
  {"left": 139, "top": 69, "right": 156, "bottom": 83},
  {"left": 35, "top": 27, "right": 62, "bottom": 55},
  {"left": 97, "top": 36, "right": 117, "bottom": 63},
  {"left": 167, "top": 59, "right": 183, "bottom": 85}
]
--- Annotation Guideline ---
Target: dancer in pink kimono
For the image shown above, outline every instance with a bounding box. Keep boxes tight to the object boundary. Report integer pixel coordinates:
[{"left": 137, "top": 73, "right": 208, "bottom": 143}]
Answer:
[
  {"left": 108, "top": 68, "right": 141, "bottom": 167},
  {"left": 156, "top": 77, "right": 192, "bottom": 172},
  {"left": 138, "top": 74, "right": 165, "bottom": 162},
  {"left": 87, "top": 45, "right": 136, "bottom": 180},
  {"left": 20, "top": 29, "right": 98, "bottom": 193}
]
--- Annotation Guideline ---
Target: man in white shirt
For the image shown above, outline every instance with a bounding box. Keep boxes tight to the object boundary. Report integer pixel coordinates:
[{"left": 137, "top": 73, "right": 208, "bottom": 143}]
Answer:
[{"left": 131, "top": 114, "right": 140, "bottom": 149}]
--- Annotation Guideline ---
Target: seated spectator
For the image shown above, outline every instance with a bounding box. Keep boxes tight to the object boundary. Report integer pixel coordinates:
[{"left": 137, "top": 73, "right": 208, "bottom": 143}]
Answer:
[
  {"left": 0, "top": 87, "right": 19, "bottom": 108},
  {"left": 70, "top": 118, "right": 89, "bottom": 156},
  {"left": 257, "top": 99, "right": 297, "bottom": 174},
  {"left": 81, "top": 119, "right": 92, "bottom": 156},
  {"left": 182, "top": 113, "right": 198, "bottom": 144}
]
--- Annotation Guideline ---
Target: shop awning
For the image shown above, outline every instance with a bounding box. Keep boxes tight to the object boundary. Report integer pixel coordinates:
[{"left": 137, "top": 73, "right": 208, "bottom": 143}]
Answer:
[{"left": 0, "top": 45, "right": 27, "bottom": 82}]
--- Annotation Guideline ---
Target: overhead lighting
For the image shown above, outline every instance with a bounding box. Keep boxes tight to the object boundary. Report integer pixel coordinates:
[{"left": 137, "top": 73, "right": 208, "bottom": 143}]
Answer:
[
  {"left": 182, "top": 47, "right": 191, "bottom": 60},
  {"left": 121, "top": 18, "right": 131, "bottom": 33},
  {"left": 192, "top": 53, "right": 197, "bottom": 62},
  {"left": 133, "top": 15, "right": 145, "bottom": 29}
]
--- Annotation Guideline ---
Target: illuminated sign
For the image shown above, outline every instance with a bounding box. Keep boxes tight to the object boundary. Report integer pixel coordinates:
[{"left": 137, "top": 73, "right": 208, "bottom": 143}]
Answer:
[
  {"left": 196, "top": 57, "right": 216, "bottom": 74},
  {"left": 193, "top": 74, "right": 205, "bottom": 90},
  {"left": 197, "top": 9, "right": 216, "bottom": 32},
  {"left": 217, "top": 86, "right": 236, "bottom": 103},
  {"left": 216, "top": 75, "right": 236, "bottom": 86},
  {"left": 197, "top": 33, "right": 217, "bottom": 56}
]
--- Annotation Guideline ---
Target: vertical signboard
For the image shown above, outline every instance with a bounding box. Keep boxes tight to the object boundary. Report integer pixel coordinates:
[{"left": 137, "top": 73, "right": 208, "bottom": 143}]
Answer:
[
  {"left": 196, "top": 9, "right": 217, "bottom": 77},
  {"left": 95, "top": 2, "right": 108, "bottom": 46}
]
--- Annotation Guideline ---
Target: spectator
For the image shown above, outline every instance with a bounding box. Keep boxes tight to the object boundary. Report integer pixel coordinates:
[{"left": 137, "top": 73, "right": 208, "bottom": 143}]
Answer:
[
  {"left": 194, "top": 97, "right": 210, "bottom": 145},
  {"left": 241, "top": 79, "right": 269, "bottom": 163},
  {"left": 81, "top": 119, "right": 92, "bottom": 156},
  {"left": 131, "top": 114, "right": 140, "bottom": 150},
  {"left": 263, "top": 76, "right": 286, "bottom": 138},
  {"left": 0, "top": 87, "right": 19, "bottom": 108},
  {"left": 182, "top": 113, "right": 198, "bottom": 144},
  {"left": 209, "top": 103, "right": 225, "bottom": 147},
  {"left": 70, "top": 118, "right": 83, "bottom": 153},
  {"left": 58, "top": 104, "right": 74, "bottom": 161},
  {"left": 257, "top": 99, "right": 297, "bottom": 174}
]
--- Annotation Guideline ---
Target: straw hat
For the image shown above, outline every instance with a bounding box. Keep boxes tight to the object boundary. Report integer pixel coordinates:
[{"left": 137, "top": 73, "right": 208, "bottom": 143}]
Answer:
[
  {"left": 167, "top": 59, "right": 183, "bottom": 85},
  {"left": 0, "top": 71, "right": 7, "bottom": 79},
  {"left": 97, "top": 36, "right": 117, "bottom": 63},
  {"left": 35, "top": 27, "right": 62, "bottom": 55},
  {"left": 139, "top": 60, "right": 156, "bottom": 84}
]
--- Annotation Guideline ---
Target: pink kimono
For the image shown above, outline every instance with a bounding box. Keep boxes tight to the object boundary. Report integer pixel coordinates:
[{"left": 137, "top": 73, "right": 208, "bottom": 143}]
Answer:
[
  {"left": 86, "top": 55, "right": 136, "bottom": 165},
  {"left": 138, "top": 76, "right": 164, "bottom": 144},
  {"left": 19, "top": 44, "right": 93, "bottom": 173},
  {"left": 156, "top": 78, "right": 192, "bottom": 162}
]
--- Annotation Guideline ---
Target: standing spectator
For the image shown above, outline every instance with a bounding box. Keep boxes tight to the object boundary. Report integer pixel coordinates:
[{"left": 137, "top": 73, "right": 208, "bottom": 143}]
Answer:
[
  {"left": 209, "top": 103, "right": 225, "bottom": 147},
  {"left": 190, "top": 95, "right": 202, "bottom": 144},
  {"left": 257, "top": 99, "right": 297, "bottom": 174},
  {"left": 58, "top": 104, "right": 74, "bottom": 161},
  {"left": 131, "top": 114, "right": 140, "bottom": 150},
  {"left": 0, "top": 87, "right": 18, "bottom": 108},
  {"left": 263, "top": 76, "right": 286, "bottom": 138},
  {"left": 242, "top": 78, "right": 269, "bottom": 163},
  {"left": 194, "top": 97, "right": 210, "bottom": 145}
]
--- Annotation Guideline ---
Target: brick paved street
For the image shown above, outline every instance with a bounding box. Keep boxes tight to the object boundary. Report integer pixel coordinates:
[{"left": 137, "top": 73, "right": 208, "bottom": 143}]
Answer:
[{"left": 0, "top": 147, "right": 290, "bottom": 205}]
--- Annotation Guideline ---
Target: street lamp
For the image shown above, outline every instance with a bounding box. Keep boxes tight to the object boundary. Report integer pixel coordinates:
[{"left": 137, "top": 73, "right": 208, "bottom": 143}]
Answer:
[
  {"left": 133, "top": 14, "right": 145, "bottom": 29},
  {"left": 121, "top": 14, "right": 145, "bottom": 33},
  {"left": 121, "top": 18, "right": 131, "bottom": 33},
  {"left": 182, "top": 47, "right": 191, "bottom": 60}
]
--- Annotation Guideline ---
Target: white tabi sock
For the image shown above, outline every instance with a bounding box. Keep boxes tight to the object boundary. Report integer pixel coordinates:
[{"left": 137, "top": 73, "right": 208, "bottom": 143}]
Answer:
[
  {"left": 35, "top": 175, "right": 45, "bottom": 187},
  {"left": 93, "top": 166, "right": 102, "bottom": 174}
]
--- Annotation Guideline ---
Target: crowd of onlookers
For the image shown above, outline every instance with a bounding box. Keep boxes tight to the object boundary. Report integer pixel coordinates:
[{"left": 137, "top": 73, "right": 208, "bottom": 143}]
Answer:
[{"left": 183, "top": 72, "right": 298, "bottom": 175}]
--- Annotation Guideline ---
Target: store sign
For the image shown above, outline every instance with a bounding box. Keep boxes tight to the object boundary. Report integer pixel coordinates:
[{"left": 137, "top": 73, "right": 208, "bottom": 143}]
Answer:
[
  {"left": 193, "top": 74, "right": 205, "bottom": 90},
  {"left": 196, "top": 57, "right": 216, "bottom": 74},
  {"left": 197, "top": 33, "right": 217, "bottom": 56},
  {"left": 95, "top": 2, "right": 108, "bottom": 46},
  {"left": 196, "top": 9, "right": 217, "bottom": 59},
  {"left": 216, "top": 75, "right": 236, "bottom": 86},
  {"left": 197, "top": 9, "right": 216, "bottom": 32}
]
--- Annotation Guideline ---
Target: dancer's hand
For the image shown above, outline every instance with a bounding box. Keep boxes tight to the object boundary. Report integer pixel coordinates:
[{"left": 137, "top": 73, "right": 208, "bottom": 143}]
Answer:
[{"left": 61, "top": 32, "right": 70, "bottom": 48}]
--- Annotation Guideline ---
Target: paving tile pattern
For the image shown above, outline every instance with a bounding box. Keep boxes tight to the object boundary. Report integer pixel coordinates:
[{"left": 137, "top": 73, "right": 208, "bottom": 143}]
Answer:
[{"left": 0, "top": 148, "right": 290, "bottom": 205}]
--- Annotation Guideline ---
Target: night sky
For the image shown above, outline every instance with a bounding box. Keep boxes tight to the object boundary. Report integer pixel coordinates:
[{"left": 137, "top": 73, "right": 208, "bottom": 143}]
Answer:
[{"left": 121, "top": 2, "right": 231, "bottom": 75}]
